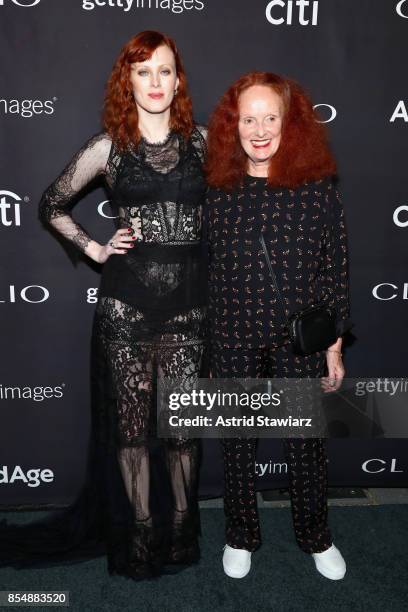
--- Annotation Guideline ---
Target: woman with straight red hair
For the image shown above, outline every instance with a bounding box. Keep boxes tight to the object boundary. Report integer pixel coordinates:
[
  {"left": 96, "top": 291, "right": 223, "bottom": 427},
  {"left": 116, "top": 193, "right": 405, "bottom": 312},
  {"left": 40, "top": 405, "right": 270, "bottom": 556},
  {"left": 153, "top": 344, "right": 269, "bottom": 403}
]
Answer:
[
  {"left": 0, "top": 31, "right": 207, "bottom": 580},
  {"left": 205, "top": 72, "right": 352, "bottom": 580}
]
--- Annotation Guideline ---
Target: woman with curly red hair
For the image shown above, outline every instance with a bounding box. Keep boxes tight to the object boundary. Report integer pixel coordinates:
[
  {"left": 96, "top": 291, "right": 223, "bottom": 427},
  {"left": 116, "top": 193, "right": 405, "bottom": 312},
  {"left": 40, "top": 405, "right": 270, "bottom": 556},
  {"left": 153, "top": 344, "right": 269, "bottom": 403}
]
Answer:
[
  {"left": 205, "top": 72, "right": 352, "bottom": 580},
  {"left": 0, "top": 31, "right": 207, "bottom": 580}
]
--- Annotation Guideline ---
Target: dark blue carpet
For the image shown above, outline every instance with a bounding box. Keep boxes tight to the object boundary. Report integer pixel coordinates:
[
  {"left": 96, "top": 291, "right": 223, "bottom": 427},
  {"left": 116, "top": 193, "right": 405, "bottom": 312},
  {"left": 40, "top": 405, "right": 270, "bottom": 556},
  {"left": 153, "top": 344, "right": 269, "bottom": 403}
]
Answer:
[{"left": 0, "top": 506, "right": 407, "bottom": 612}]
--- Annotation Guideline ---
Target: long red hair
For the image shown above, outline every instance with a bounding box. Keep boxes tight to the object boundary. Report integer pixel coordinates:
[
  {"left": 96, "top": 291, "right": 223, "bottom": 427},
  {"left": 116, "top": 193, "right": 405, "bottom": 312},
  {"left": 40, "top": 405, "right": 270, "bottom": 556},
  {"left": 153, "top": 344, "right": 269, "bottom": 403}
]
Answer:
[
  {"left": 103, "top": 30, "right": 193, "bottom": 151},
  {"left": 206, "top": 71, "right": 336, "bottom": 190}
]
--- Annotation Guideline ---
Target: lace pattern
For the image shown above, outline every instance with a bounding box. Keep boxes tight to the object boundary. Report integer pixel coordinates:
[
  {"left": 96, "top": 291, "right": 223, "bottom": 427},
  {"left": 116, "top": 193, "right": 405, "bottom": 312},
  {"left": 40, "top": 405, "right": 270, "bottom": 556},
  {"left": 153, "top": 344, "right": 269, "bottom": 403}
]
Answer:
[
  {"left": 39, "top": 133, "right": 113, "bottom": 252},
  {"left": 8, "top": 125, "right": 210, "bottom": 580},
  {"left": 38, "top": 126, "right": 207, "bottom": 254}
]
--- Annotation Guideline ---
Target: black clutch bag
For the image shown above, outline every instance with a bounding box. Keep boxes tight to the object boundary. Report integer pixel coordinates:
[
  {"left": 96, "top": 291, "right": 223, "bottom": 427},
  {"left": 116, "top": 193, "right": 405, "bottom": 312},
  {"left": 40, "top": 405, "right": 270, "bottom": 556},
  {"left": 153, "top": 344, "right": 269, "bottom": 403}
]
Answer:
[{"left": 259, "top": 233, "right": 338, "bottom": 356}]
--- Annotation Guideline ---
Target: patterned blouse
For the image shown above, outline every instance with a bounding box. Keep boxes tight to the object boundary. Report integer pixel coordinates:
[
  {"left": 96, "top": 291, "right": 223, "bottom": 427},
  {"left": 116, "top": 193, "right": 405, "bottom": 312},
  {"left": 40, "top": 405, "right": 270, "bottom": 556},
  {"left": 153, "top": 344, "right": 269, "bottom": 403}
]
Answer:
[{"left": 204, "top": 175, "right": 353, "bottom": 349}]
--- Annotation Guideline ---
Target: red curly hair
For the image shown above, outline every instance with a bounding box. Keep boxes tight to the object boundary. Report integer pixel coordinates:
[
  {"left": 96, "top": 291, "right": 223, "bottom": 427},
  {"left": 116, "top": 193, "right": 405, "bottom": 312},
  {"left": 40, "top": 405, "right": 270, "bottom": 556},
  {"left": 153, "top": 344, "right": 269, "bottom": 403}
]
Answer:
[
  {"left": 103, "top": 30, "right": 193, "bottom": 151},
  {"left": 206, "top": 72, "right": 336, "bottom": 190}
]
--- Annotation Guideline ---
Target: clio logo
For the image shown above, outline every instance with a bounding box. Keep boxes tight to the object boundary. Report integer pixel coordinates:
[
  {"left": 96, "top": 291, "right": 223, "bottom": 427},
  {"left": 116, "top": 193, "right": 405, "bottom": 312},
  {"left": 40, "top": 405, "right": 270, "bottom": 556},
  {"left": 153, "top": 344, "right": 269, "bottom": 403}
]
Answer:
[
  {"left": 393, "top": 205, "right": 408, "bottom": 227},
  {"left": 0, "top": 285, "right": 50, "bottom": 304},
  {"left": 372, "top": 284, "right": 408, "bottom": 300},
  {"left": 362, "top": 458, "right": 403, "bottom": 473},
  {"left": 313, "top": 104, "right": 337, "bottom": 123},
  {"left": 0, "top": 0, "right": 41, "bottom": 6},
  {"left": 396, "top": 0, "right": 408, "bottom": 18},
  {"left": 97, "top": 200, "right": 117, "bottom": 219}
]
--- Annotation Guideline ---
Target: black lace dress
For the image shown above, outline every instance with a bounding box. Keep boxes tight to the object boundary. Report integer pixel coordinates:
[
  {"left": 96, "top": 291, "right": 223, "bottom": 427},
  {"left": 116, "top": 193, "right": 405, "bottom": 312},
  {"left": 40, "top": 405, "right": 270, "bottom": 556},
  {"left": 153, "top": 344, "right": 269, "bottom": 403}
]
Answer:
[{"left": 0, "top": 127, "right": 208, "bottom": 580}]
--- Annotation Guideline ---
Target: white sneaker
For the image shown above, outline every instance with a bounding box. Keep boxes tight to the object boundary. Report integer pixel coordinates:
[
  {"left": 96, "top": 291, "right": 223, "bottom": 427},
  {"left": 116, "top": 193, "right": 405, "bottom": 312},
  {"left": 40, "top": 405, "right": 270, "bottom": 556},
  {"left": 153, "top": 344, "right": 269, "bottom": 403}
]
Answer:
[
  {"left": 222, "top": 544, "right": 252, "bottom": 578},
  {"left": 312, "top": 544, "right": 346, "bottom": 580}
]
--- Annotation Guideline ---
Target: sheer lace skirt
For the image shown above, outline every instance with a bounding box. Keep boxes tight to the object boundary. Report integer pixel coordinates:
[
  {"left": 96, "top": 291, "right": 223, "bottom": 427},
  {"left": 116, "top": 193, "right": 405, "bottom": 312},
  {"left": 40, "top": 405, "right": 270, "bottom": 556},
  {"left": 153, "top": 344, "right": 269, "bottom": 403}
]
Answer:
[
  {"left": 92, "top": 297, "right": 206, "bottom": 578},
  {"left": 0, "top": 297, "right": 206, "bottom": 581}
]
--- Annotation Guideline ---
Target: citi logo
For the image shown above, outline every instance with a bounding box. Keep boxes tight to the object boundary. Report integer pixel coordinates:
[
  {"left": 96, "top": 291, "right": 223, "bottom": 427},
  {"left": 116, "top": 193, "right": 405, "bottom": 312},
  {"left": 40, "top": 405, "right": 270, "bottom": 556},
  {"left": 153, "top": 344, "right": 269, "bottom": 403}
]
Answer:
[
  {"left": 313, "top": 104, "right": 336, "bottom": 123},
  {"left": 372, "top": 283, "right": 408, "bottom": 301},
  {"left": 0, "top": 190, "right": 29, "bottom": 226},
  {"left": 390, "top": 100, "right": 408, "bottom": 122},
  {"left": 97, "top": 200, "right": 117, "bottom": 219},
  {"left": 0, "top": 285, "right": 50, "bottom": 304},
  {"left": 266, "top": 0, "right": 318, "bottom": 26},
  {"left": 393, "top": 205, "right": 408, "bottom": 227},
  {"left": 0, "top": 466, "right": 54, "bottom": 488},
  {"left": 0, "top": 0, "right": 40, "bottom": 6},
  {"left": 0, "top": 98, "right": 56, "bottom": 118},
  {"left": 362, "top": 458, "right": 403, "bottom": 473},
  {"left": 396, "top": 0, "right": 408, "bottom": 18}
]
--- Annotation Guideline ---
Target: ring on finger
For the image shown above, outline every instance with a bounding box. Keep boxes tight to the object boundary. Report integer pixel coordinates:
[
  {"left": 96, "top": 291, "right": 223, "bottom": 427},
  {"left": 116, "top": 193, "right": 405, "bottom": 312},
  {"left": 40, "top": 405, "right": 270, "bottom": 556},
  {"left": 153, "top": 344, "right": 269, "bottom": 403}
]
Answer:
[{"left": 110, "top": 241, "right": 116, "bottom": 248}]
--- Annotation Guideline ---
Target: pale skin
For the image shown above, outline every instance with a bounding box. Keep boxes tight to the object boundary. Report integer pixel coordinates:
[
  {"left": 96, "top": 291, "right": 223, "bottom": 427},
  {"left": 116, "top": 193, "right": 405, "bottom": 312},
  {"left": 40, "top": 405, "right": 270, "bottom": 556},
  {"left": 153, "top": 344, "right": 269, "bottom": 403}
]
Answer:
[
  {"left": 85, "top": 44, "right": 179, "bottom": 265},
  {"left": 238, "top": 85, "right": 345, "bottom": 391}
]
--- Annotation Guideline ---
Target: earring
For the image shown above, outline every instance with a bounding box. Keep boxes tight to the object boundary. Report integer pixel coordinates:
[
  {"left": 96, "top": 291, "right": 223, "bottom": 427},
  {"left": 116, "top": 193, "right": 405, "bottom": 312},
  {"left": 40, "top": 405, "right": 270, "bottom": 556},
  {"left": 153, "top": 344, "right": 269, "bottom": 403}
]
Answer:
[{"left": 174, "top": 88, "right": 178, "bottom": 95}]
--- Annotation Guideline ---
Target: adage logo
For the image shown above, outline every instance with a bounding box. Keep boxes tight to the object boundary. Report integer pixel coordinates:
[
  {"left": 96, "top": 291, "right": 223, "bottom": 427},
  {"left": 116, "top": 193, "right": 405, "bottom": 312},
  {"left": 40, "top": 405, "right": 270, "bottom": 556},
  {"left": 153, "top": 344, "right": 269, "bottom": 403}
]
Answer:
[
  {"left": 0, "top": 466, "right": 54, "bottom": 488},
  {"left": 390, "top": 100, "right": 408, "bottom": 122}
]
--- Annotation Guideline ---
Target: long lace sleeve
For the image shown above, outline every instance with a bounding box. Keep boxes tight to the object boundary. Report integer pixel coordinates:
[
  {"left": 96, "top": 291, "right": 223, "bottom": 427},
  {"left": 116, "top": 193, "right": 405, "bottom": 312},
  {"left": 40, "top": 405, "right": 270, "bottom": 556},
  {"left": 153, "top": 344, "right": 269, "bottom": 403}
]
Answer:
[
  {"left": 191, "top": 124, "right": 208, "bottom": 163},
  {"left": 322, "top": 179, "right": 353, "bottom": 337},
  {"left": 38, "top": 133, "right": 113, "bottom": 253}
]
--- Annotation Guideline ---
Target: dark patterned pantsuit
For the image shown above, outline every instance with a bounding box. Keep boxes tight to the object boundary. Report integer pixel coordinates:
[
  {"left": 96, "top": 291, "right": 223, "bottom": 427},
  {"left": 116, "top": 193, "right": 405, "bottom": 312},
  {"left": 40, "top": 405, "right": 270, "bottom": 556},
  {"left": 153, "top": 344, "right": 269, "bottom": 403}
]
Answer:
[{"left": 210, "top": 343, "right": 333, "bottom": 554}]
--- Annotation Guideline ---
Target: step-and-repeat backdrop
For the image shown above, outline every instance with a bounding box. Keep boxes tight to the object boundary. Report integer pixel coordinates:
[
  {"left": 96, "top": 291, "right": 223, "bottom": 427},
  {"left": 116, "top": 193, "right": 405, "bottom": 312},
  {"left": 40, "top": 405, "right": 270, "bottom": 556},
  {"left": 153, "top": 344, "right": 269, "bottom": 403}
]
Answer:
[{"left": 1, "top": 0, "right": 408, "bottom": 507}]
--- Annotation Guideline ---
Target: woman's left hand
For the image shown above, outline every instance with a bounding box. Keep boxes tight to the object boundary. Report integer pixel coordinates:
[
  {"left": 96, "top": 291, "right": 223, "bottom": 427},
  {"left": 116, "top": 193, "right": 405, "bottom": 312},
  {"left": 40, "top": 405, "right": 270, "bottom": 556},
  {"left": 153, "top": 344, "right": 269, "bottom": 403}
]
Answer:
[{"left": 321, "top": 345, "right": 345, "bottom": 393}]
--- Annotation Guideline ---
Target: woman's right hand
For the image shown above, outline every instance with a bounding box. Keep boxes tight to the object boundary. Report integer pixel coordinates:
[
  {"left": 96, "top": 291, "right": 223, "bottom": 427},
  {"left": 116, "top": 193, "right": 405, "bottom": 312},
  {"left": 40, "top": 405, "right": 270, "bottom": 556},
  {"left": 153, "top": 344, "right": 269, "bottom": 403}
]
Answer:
[{"left": 94, "top": 228, "right": 136, "bottom": 264}]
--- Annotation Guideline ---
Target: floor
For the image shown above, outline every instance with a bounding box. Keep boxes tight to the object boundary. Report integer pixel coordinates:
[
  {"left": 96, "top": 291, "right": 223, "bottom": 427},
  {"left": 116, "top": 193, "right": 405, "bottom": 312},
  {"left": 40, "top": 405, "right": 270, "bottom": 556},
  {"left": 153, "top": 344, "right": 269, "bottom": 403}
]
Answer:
[{"left": 199, "top": 487, "right": 408, "bottom": 508}]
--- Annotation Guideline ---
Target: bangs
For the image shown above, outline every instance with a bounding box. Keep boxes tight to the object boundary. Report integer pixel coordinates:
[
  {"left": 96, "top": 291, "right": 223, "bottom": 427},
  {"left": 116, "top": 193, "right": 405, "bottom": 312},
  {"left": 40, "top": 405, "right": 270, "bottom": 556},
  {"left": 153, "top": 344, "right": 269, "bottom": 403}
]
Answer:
[{"left": 126, "top": 32, "right": 169, "bottom": 64}]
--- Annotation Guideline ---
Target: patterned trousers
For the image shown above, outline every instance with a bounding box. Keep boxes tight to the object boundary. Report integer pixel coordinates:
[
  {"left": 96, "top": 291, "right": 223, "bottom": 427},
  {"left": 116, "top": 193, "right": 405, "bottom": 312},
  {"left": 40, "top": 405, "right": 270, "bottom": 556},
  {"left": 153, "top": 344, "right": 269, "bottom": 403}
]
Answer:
[{"left": 210, "top": 343, "right": 333, "bottom": 554}]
